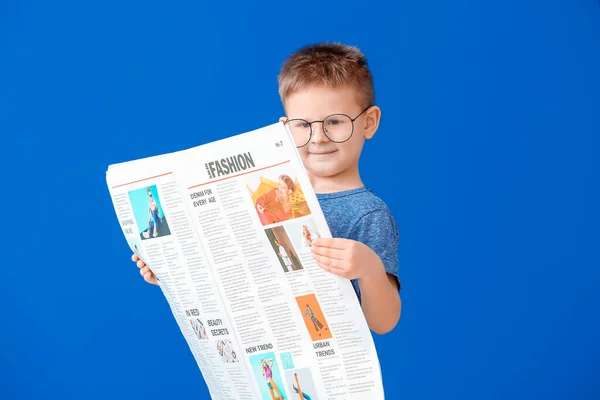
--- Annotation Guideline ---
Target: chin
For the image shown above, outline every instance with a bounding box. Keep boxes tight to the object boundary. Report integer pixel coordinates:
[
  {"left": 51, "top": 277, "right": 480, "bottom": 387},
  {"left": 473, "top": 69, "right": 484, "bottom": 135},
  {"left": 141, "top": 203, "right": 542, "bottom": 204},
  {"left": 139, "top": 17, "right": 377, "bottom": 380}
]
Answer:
[{"left": 306, "top": 164, "right": 344, "bottom": 178}]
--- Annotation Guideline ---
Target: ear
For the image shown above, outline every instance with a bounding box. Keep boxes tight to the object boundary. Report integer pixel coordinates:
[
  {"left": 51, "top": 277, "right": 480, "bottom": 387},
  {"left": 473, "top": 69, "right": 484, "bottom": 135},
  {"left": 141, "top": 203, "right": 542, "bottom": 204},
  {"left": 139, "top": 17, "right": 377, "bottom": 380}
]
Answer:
[
  {"left": 279, "top": 116, "right": 287, "bottom": 123},
  {"left": 363, "top": 106, "right": 381, "bottom": 140}
]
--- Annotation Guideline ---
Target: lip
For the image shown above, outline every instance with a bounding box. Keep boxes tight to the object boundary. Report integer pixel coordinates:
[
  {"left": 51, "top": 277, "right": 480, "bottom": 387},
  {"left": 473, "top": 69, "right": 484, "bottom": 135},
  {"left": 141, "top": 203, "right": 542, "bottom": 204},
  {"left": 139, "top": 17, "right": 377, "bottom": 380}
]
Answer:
[{"left": 309, "top": 149, "right": 337, "bottom": 155}]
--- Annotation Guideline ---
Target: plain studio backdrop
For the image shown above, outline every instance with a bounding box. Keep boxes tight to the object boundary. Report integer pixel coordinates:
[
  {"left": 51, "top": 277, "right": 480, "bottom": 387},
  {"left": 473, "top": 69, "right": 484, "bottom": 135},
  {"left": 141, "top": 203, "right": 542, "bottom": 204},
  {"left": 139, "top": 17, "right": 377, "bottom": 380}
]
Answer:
[{"left": 1, "top": 1, "right": 599, "bottom": 399}]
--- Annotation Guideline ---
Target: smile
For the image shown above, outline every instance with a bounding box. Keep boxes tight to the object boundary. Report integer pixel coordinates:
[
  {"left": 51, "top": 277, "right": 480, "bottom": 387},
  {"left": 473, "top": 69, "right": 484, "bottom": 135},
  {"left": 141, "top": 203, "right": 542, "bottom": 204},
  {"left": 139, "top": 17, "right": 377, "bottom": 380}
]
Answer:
[{"left": 309, "top": 150, "right": 337, "bottom": 155}]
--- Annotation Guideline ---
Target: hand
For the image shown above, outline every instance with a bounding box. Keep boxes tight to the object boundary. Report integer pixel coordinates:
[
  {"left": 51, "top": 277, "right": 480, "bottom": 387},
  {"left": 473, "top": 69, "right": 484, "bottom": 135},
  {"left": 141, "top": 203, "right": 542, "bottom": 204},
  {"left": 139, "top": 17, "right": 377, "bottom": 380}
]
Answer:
[
  {"left": 256, "top": 204, "right": 265, "bottom": 214},
  {"left": 132, "top": 253, "right": 158, "bottom": 285},
  {"left": 310, "top": 238, "right": 380, "bottom": 280}
]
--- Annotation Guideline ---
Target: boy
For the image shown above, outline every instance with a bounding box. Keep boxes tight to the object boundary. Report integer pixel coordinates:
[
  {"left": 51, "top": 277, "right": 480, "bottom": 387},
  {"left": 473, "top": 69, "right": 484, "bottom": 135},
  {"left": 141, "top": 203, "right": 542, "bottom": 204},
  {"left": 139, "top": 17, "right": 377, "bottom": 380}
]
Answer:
[{"left": 134, "top": 42, "right": 402, "bottom": 334}]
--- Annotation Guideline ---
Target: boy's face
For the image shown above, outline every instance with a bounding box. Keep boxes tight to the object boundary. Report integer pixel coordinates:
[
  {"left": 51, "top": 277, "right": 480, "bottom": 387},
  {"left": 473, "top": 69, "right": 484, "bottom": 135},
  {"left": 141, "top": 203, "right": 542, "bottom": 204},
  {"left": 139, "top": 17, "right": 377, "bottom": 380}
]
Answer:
[{"left": 282, "top": 85, "right": 379, "bottom": 182}]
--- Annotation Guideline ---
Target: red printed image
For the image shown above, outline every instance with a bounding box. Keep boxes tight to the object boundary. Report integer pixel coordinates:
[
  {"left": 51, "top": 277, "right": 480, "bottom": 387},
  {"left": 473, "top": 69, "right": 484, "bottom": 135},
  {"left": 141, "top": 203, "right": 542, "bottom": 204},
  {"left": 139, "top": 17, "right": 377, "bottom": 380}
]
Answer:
[{"left": 245, "top": 171, "right": 311, "bottom": 226}]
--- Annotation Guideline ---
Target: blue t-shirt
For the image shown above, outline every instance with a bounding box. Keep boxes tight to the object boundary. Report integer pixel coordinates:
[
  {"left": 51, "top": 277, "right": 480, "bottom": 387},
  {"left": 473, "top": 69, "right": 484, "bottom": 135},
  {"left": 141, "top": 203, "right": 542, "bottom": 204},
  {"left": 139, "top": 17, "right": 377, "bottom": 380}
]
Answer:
[{"left": 316, "top": 186, "right": 401, "bottom": 303}]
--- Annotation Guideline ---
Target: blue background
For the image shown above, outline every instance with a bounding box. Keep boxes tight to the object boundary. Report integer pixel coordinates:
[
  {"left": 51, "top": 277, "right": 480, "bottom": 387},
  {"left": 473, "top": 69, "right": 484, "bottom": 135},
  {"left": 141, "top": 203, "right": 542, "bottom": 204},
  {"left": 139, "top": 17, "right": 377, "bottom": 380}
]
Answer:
[{"left": 1, "top": 0, "right": 599, "bottom": 399}]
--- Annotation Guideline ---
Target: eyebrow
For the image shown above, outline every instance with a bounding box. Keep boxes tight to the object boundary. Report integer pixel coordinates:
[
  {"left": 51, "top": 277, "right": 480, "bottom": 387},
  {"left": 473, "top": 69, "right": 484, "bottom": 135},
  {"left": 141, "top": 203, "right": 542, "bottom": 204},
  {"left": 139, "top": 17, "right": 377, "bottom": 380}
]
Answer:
[{"left": 287, "top": 114, "right": 332, "bottom": 121}]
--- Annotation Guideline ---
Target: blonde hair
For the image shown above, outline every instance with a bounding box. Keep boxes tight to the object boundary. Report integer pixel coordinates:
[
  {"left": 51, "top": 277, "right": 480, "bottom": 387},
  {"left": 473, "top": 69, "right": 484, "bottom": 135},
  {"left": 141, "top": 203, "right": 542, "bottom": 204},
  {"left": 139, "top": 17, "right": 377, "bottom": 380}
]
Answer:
[{"left": 277, "top": 42, "right": 375, "bottom": 109}]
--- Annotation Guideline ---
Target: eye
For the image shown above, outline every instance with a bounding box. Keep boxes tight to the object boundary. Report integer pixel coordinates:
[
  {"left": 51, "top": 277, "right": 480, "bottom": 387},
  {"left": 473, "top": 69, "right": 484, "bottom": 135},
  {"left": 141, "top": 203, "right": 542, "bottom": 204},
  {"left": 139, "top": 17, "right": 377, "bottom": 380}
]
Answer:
[
  {"left": 327, "top": 118, "right": 344, "bottom": 125},
  {"left": 294, "top": 121, "right": 310, "bottom": 129}
]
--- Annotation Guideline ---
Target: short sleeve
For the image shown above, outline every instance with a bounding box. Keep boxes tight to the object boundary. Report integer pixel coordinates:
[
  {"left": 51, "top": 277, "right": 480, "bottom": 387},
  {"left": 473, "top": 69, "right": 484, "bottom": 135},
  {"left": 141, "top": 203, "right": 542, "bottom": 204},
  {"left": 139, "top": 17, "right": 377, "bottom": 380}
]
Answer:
[{"left": 349, "top": 208, "right": 401, "bottom": 291}]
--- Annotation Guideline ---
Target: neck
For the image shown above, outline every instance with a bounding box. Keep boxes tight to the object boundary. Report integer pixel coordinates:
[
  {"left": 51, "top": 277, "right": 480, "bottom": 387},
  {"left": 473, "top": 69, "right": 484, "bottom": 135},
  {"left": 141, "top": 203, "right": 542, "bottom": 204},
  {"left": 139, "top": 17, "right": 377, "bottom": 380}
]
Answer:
[{"left": 308, "top": 164, "right": 364, "bottom": 194}]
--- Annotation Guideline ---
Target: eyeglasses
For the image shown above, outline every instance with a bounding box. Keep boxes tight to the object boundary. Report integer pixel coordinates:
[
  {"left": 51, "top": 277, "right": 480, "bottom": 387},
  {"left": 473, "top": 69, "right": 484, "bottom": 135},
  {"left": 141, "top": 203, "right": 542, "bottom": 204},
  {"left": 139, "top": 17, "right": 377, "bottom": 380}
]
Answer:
[{"left": 284, "top": 106, "right": 371, "bottom": 148}]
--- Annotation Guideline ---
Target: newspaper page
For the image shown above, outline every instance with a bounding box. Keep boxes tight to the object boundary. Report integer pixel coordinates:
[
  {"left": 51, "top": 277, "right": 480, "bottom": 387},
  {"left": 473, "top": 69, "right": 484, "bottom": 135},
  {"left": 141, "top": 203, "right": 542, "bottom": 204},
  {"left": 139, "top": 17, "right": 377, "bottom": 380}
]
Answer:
[{"left": 106, "top": 122, "right": 385, "bottom": 400}]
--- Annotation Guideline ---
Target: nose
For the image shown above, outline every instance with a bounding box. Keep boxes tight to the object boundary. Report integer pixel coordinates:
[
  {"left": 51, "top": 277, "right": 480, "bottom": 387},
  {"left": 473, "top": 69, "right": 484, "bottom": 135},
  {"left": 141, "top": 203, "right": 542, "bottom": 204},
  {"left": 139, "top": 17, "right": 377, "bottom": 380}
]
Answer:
[{"left": 310, "top": 122, "right": 330, "bottom": 144}]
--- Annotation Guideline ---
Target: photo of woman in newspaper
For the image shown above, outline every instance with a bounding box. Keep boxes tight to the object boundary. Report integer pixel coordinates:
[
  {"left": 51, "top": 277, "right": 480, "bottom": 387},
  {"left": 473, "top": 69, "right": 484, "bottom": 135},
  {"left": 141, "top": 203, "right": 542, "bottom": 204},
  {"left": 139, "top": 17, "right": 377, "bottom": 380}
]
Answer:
[
  {"left": 246, "top": 171, "right": 311, "bottom": 226},
  {"left": 146, "top": 187, "right": 161, "bottom": 238},
  {"left": 278, "top": 218, "right": 321, "bottom": 255},
  {"left": 295, "top": 294, "right": 332, "bottom": 341},
  {"left": 262, "top": 358, "right": 285, "bottom": 399},
  {"left": 301, "top": 223, "right": 320, "bottom": 249},
  {"left": 275, "top": 238, "right": 293, "bottom": 271},
  {"left": 249, "top": 351, "right": 287, "bottom": 400},
  {"left": 304, "top": 305, "right": 326, "bottom": 335},
  {"left": 127, "top": 185, "right": 171, "bottom": 240},
  {"left": 265, "top": 226, "right": 304, "bottom": 273}
]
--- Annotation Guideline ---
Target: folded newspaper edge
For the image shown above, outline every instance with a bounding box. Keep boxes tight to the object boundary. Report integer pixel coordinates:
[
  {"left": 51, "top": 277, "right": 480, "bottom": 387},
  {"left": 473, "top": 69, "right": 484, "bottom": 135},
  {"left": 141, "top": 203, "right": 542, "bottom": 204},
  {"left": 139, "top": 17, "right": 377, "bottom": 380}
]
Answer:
[{"left": 106, "top": 122, "right": 385, "bottom": 400}]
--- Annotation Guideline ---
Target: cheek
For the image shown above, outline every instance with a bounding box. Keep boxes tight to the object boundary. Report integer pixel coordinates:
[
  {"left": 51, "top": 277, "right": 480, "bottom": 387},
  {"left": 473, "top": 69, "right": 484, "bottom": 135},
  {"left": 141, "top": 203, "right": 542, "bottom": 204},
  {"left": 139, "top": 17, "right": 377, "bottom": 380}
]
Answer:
[
  {"left": 349, "top": 127, "right": 366, "bottom": 143},
  {"left": 338, "top": 139, "right": 362, "bottom": 157},
  {"left": 297, "top": 148, "right": 310, "bottom": 160}
]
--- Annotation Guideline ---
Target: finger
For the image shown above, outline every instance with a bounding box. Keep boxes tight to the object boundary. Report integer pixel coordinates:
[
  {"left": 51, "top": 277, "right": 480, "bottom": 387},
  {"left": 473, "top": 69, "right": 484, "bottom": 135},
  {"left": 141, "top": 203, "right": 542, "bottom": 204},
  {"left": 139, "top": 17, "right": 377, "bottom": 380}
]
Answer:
[
  {"left": 315, "top": 260, "right": 332, "bottom": 273},
  {"left": 311, "top": 245, "right": 344, "bottom": 260},
  {"left": 312, "top": 237, "right": 347, "bottom": 250},
  {"left": 140, "top": 266, "right": 150, "bottom": 276},
  {"left": 315, "top": 261, "right": 345, "bottom": 277},
  {"left": 312, "top": 253, "right": 341, "bottom": 270},
  {"left": 136, "top": 259, "right": 146, "bottom": 269},
  {"left": 143, "top": 271, "right": 155, "bottom": 284},
  {"left": 132, "top": 254, "right": 139, "bottom": 262},
  {"left": 316, "top": 261, "right": 351, "bottom": 279}
]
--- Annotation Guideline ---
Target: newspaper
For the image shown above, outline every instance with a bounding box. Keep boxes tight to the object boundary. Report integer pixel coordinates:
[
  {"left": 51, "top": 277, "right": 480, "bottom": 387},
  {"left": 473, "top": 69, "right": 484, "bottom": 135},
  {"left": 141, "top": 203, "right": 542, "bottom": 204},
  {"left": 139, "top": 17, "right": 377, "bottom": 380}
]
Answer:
[{"left": 106, "top": 122, "right": 385, "bottom": 400}]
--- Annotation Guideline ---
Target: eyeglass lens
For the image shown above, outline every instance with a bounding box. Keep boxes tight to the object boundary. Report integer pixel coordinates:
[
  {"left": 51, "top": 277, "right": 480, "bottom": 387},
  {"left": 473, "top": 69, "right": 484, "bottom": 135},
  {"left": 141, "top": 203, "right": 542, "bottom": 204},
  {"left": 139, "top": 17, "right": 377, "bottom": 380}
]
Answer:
[{"left": 286, "top": 114, "right": 354, "bottom": 147}]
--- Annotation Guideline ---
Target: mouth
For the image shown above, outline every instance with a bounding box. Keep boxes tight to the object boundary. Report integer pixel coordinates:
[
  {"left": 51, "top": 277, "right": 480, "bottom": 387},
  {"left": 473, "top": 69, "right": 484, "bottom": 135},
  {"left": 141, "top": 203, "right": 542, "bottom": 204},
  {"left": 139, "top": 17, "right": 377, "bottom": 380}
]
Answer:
[{"left": 309, "top": 149, "right": 337, "bottom": 155}]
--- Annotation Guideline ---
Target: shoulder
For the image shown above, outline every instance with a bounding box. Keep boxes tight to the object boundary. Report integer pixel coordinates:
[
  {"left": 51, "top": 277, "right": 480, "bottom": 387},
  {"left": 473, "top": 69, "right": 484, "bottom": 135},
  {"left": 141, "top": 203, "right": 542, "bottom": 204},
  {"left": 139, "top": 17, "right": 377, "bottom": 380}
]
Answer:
[
  {"left": 317, "top": 186, "right": 398, "bottom": 237},
  {"left": 351, "top": 205, "right": 399, "bottom": 242},
  {"left": 348, "top": 190, "right": 401, "bottom": 281},
  {"left": 318, "top": 186, "right": 392, "bottom": 214},
  {"left": 339, "top": 189, "right": 398, "bottom": 243},
  {"left": 347, "top": 188, "right": 397, "bottom": 229},
  {"left": 358, "top": 192, "right": 393, "bottom": 218}
]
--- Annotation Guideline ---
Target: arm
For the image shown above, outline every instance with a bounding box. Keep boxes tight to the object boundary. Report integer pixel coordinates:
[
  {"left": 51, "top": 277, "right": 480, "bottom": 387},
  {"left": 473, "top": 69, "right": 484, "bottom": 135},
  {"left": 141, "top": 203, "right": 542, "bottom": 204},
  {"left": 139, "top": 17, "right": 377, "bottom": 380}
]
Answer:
[
  {"left": 256, "top": 188, "right": 277, "bottom": 208},
  {"left": 311, "top": 210, "right": 402, "bottom": 334},
  {"left": 295, "top": 373, "right": 302, "bottom": 391},
  {"left": 358, "top": 261, "right": 401, "bottom": 334},
  {"left": 312, "top": 240, "right": 400, "bottom": 334},
  {"left": 355, "top": 210, "right": 402, "bottom": 334}
]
